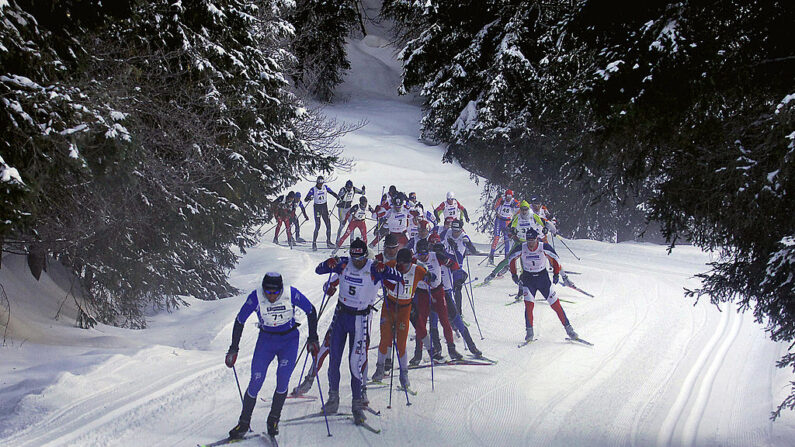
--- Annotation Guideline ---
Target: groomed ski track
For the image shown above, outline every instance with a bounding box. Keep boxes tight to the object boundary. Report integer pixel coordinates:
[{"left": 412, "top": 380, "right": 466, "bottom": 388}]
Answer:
[{"left": 2, "top": 5, "right": 795, "bottom": 446}]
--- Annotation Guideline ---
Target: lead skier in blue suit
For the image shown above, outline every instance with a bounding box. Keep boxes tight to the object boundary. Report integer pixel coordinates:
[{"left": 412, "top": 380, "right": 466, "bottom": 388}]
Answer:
[{"left": 225, "top": 272, "right": 319, "bottom": 439}]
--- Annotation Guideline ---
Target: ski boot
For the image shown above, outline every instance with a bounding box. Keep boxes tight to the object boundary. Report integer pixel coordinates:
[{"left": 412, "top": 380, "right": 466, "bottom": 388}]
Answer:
[
  {"left": 463, "top": 331, "right": 482, "bottom": 357},
  {"left": 228, "top": 392, "right": 256, "bottom": 439},
  {"left": 447, "top": 342, "right": 464, "bottom": 361},
  {"left": 564, "top": 324, "right": 578, "bottom": 340},
  {"left": 361, "top": 386, "right": 369, "bottom": 406},
  {"left": 266, "top": 390, "right": 286, "bottom": 436},
  {"left": 296, "top": 236, "right": 306, "bottom": 243},
  {"left": 371, "top": 363, "right": 385, "bottom": 382},
  {"left": 525, "top": 326, "right": 534, "bottom": 342},
  {"left": 352, "top": 398, "right": 367, "bottom": 424},
  {"left": 291, "top": 373, "right": 313, "bottom": 396},
  {"left": 326, "top": 240, "right": 335, "bottom": 249},
  {"left": 272, "top": 235, "right": 279, "bottom": 244},
  {"left": 487, "top": 253, "right": 495, "bottom": 265},
  {"left": 384, "top": 356, "right": 393, "bottom": 372},
  {"left": 409, "top": 350, "right": 422, "bottom": 366},
  {"left": 312, "top": 241, "right": 318, "bottom": 251},
  {"left": 399, "top": 369, "right": 410, "bottom": 390},
  {"left": 431, "top": 349, "right": 445, "bottom": 362},
  {"left": 324, "top": 389, "right": 339, "bottom": 413}
]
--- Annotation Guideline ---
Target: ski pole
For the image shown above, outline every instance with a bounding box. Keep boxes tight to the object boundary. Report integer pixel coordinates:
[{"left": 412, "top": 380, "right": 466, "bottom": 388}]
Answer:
[
  {"left": 232, "top": 365, "right": 244, "bottom": 404},
  {"left": 312, "top": 356, "right": 333, "bottom": 437},
  {"left": 555, "top": 234, "right": 581, "bottom": 260},
  {"left": 393, "top": 337, "right": 411, "bottom": 406},
  {"left": 428, "top": 290, "right": 435, "bottom": 392},
  {"left": 296, "top": 272, "right": 334, "bottom": 381},
  {"left": 465, "top": 256, "right": 484, "bottom": 339}
]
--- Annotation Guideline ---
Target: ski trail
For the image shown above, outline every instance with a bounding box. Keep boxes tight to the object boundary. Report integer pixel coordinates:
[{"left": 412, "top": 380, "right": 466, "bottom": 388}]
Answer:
[
  {"left": 681, "top": 304, "right": 743, "bottom": 447},
  {"left": 656, "top": 303, "right": 732, "bottom": 446}
]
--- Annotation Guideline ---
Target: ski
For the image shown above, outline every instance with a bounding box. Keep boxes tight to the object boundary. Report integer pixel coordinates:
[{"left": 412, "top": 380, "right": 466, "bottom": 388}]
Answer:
[
  {"left": 396, "top": 385, "right": 418, "bottom": 396},
  {"left": 469, "top": 355, "right": 498, "bottom": 364},
  {"left": 198, "top": 433, "right": 262, "bottom": 447},
  {"left": 260, "top": 394, "right": 317, "bottom": 404},
  {"left": 282, "top": 411, "right": 352, "bottom": 423},
  {"left": 350, "top": 417, "right": 382, "bottom": 434},
  {"left": 564, "top": 270, "right": 581, "bottom": 275},
  {"left": 566, "top": 337, "right": 594, "bottom": 346},
  {"left": 364, "top": 406, "right": 382, "bottom": 416},
  {"left": 566, "top": 284, "right": 594, "bottom": 298},
  {"left": 517, "top": 338, "right": 537, "bottom": 348},
  {"left": 506, "top": 296, "right": 575, "bottom": 305},
  {"left": 447, "top": 359, "right": 495, "bottom": 366},
  {"left": 262, "top": 435, "right": 278, "bottom": 447}
]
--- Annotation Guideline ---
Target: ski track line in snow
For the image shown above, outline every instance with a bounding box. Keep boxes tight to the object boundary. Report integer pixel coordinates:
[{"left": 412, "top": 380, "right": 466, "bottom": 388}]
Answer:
[
  {"left": 681, "top": 304, "right": 743, "bottom": 447},
  {"left": 525, "top": 275, "right": 653, "bottom": 446},
  {"left": 3, "top": 352, "right": 223, "bottom": 447},
  {"left": 655, "top": 302, "right": 735, "bottom": 447}
]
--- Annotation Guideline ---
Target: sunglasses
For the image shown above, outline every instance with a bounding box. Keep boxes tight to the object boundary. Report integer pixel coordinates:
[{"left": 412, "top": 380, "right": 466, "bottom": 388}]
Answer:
[
  {"left": 263, "top": 288, "right": 281, "bottom": 295},
  {"left": 350, "top": 253, "right": 367, "bottom": 260}
]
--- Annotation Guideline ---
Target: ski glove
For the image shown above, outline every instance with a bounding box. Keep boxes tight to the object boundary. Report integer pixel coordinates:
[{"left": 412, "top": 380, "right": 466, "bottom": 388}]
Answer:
[
  {"left": 374, "top": 261, "right": 386, "bottom": 273},
  {"left": 511, "top": 273, "right": 520, "bottom": 285},
  {"left": 424, "top": 271, "right": 437, "bottom": 284},
  {"left": 323, "top": 282, "right": 337, "bottom": 297},
  {"left": 225, "top": 349, "right": 238, "bottom": 368},
  {"left": 447, "top": 238, "right": 458, "bottom": 249},
  {"left": 326, "top": 256, "right": 341, "bottom": 269},
  {"left": 553, "top": 273, "right": 559, "bottom": 284}
]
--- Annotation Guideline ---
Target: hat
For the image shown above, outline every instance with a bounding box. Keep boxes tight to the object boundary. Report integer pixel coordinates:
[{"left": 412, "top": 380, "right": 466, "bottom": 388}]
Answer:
[
  {"left": 450, "top": 219, "right": 463, "bottom": 231},
  {"left": 416, "top": 239, "right": 430, "bottom": 255},
  {"left": 316, "top": 176, "right": 325, "bottom": 184},
  {"left": 396, "top": 248, "right": 413, "bottom": 264},
  {"left": 384, "top": 233, "right": 399, "bottom": 248},
  {"left": 446, "top": 191, "right": 455, "bottom": 200},
  {"left": 525, "top": 227, "right": 539, "bottom": 240}
]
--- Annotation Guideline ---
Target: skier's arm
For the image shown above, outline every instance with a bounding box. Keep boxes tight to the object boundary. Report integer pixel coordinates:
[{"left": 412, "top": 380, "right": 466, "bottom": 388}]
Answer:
[
  {"left": 326, "top": 185, "right": 340, "bottom": 200},
  {"left": 299, "top": 201, "right": 309, "bottom": 219},
  {"left": 463, "top": 235, "right": 479, "bottom": 255},
  {"left": 290, "top": 287, "right": 319, "bottom": 342},
  {"left": 315, "top": 257, "right": 346, "bottom": 275},
  {"left": 354, "top": 186, "right": 364, "bottom": 194},
  {"left": 304, "top": 188, "right": 313, "bottom": 202},
  {"left": 227, "top": 289, "right": 257, "bottom": 363},
  {"left": 434, "top": 202, "right": 444, "bottom": 220},
  {"left": 371, "top": 261, "right": 401, "bottom": 283}
]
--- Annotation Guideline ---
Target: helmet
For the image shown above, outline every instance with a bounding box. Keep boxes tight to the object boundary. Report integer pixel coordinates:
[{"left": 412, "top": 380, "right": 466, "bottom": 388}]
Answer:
[
  {"left": 350, "top": 238, "right": 368, "bottom": 258},
  {"left": 428, "top": 233, "right": 441, "bottom": 243},
  {"left": 450, "top": 219, "right": 463, "bottom": 231},
  {"left": 286, "top": 191, "right": 295, "bottom": 199},
  {"left": 416, "top": 239, "right": 430, "bottom": 255},
  {"left": 262, "top": 272, "right": 283, "bottom": 293},
  {"left": 520, "top": 200, "right": 530, "bottom": 210},
  {"left": 389, "top": 185, "right": 397, "bottom": 194},
  {"left": 409, "top": 192, "right": 417, "bottom": 202},
  {"left": 396, "top": 248, "right": 413, "bottom": 264},
  {"left": 295, "top": 192, "right": 301, "bottom": 199},
  {"left": 316, "top": 175, "right": 325, "bottom": 184},
  {"left": 384, "top": 233, "right": 399, "bottom": 248},
  {"left": 525, "top": 227, "right": 539, "bottom": 240},
  {"left": 446, "top": 191, "right": 455, "bottom": 200},
  {"left": 505, "top": 189, "right": 513, "bottom": 197},
  {"left": 359, "top": 196, "right": 367, "bottom": 206},
  {"left": 345, "top": 180, "right": 353, "bottom": 188}
]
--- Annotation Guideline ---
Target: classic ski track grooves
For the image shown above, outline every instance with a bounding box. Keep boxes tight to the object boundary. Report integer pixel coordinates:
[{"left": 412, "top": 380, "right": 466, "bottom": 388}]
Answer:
[{"left": 656, "top": 303, "right": 741, "bottom": 446}]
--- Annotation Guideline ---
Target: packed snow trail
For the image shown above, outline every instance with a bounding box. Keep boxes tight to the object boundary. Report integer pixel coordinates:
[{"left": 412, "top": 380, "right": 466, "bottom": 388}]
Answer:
[{"left": 2, "top": 12, "right": 795, "bottom": 447}]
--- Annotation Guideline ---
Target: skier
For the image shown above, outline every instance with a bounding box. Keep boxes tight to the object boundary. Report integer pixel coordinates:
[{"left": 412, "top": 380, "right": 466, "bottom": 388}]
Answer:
[
  {"left": 272, "top": 192, "right": 296, "bottom": 247},
  {"left": 374, "top": 233, "right": 401, "bottom": 263},
  {"left": 370, "top": 194, "right": 410, "bottom": 249},
  {"left": 335, "top": 196, "right": 373, "bottom": 251},
  {"left": 529, "top": 195, "right": 558, "bottom": 241},
  {"left": 489, "top": 189, "right": 520, "bottom": 264},
  {"left": 411, "top": 239, "right": 464, "bottom": 364},
  {"left": 433, "top": 242, "right": 483, "bottom": 357},
  {"left": 225, "top": 273, "right": 320, "bottom": 440},
  {"left": 335, "top": 180, "right": 366, "bottom": 242},
  {"left": 305, "top": 175, "right": 340, "bottom": 251},
  {"left": 440, "top": 219, "right": 480, "bottom": 315},
  {"left": 315, "top": 239, "right": 401, "bottom": 424},
  {"left": 406, "top": 220, "right": 432, "bottom": 252},
  {"left": 510, "top": 200, "right": 544, "bottom": 243},
  {"left": 372, "top": 248, "right": 429, "bottom": 391},
  {"left": 289, "top": 192, "right": 309, "bottom": 243},
  {"left": 504, "top": 227, "right": 579, "bottom": 342},
  {"left": 434, "top": 191, "right": 470, "bottom": 223}
]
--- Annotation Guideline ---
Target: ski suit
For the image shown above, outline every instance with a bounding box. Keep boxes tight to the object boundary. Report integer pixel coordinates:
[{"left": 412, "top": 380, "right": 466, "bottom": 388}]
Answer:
[
  {"left": 305, "top": 184, "right": 340, "bottom": 245},
  {"left": 414, "top": 252, "right": 460, "bottom": 350},
  {"left": 510, "top": 211, "right": 544, "bottom": 242},
  {"left": 335, "top": 185, "right": 365, "bottom": 241},
  {"left": 440, "top": 227, "right": 478, "bottom": 315},
  {"left": 234, "top": 286, "right": 318, "bottom": 396},
  {"left": 378, "top": 260, "right": 427, "bottom": 371},
  {"left": 491, "top": 196, "right": 519, "bottom": 257},
  {"left": 372, "top": 204, "right": 410, "bottom": 248},
  {"left": 273, "top": 195, "right": 294, "bottom": 244},
  {"left": 290, "top": 196, "right": 309, "bottom": 240},
  {"left": 315, "top": 257, "right": 401, "bottom": 401},
  {"left": 336, "top": 203, "right": 371, "bottom": 246},
  {"left": 434, "top": 199, "right": 469, "bottom": 223},
  {"left": 507, "top": 242, "right": 570, "bottom": 329}
]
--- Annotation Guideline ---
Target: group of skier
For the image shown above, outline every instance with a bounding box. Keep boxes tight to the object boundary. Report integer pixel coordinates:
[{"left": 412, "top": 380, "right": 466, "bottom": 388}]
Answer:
[{"left": 222, "top": 182, "right": 582, "bottom": 443}]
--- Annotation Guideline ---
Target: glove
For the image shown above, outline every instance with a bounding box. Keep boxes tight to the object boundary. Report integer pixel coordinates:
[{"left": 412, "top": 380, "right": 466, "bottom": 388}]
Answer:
[
  {"left": 303, "top": 211, "right": 309, "bottom": 220},
  {"left": 225, "top": 348, "right": 238, "bottom": 368},
  {"left": 374, "top": 261, "right": 386, "bottom": 273},
  {"left": 447, "top": 237, "right": 458, "bottom": 248},
  {"left": 326, "top": 256, "right": 340, "bottom": 269},
  {"left": 323, "top": 282, "right": 337, "bottom": 296},
  {"left": 511, "top": 273, "right": 520, "bottom": 285},
  {"left": 425, "top": 271, "right": 437, "bottom": 283},
  {"left": 361, "top": 185, "right": 366, "bottom": 193},
  {"left": 307, "top": 338, "right": 320, "bottom": 356},
  {"left": 553, "top": 273, "right": 559, "bottom": 284}
]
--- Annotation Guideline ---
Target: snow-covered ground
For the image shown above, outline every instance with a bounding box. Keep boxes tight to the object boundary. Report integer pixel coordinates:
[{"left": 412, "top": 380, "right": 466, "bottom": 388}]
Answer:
[{"left": 2, "top": 10, "right": 795, "bottom": 447}]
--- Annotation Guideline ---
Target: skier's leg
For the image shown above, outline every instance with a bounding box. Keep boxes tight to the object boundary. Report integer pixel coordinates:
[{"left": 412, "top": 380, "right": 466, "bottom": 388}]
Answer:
[
  {"left": 313, "top": 205, "right": 321, "bottom": 244},
  {"left": 337, "top": 223, "right": 354, "bottom": 247},
  {"left": 247, "top": 333, "right": 278, "bottom": 397},
  {"left": 267, "top": 331, "right": 299, "bottom": 436},
  {"left": 348, "top": 314, "right": 368, "bottom": 401},
  {"left": 322, "top": 205, "right": 332, "bottom": 245},
  {"left": 429, "top": 311, "right": 442, "bottom": 355},
  {"left": 431, "top": 287, "right": 455, "bottom": 344},
  {"left": 326, "top": 311, "right": 347, "bottom": 394}
]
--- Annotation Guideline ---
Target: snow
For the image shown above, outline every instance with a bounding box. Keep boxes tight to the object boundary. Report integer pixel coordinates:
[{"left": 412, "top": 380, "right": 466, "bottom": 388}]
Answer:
[
  {"left": 0, "top": 154, "right": 24, "bottom": 185},
  {"left": 2, "top": 4, "right": 795, "bottom": 446}
]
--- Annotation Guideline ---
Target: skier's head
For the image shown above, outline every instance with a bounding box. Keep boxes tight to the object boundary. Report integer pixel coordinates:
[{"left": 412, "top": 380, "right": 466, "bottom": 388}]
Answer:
[
  {"left": 396, "top": 248, "right": 413, "bottom": 273},
  {"left": 294, "top": 192, "right": 301, "bottom": 200},
  {"left": 389, "top": 185, "right": 397, "bottom": 196},
  {"left": 349, "top": 238, "right": 369, "bottom": 268},
  {"left": 383, "top": 233, "right": 400, "bottom": 260},
  {"left": 428, "top": 232, "right": 441, "bottom": 244},
  {"left": 525, "top": 227, "right": 540, "bottom": 247},
  {"left": 408, "top": 192, "right": 417, "bottom": 203},
  {"left": 505, "top": 189, "right": 514, "bottom": 198},
  {"left": 520, "top": 200, "right": 531, "bottom": 217},
  {"left": 316, "top": 175, "right": 325, "bottom": 186},
  {"left": 450, "top": 219, "right": 463, "bottom": 236},
  {"left": 345, "top": 179, "right": 353, "bottom": 189},
  {"left": 418, "top": 220, "right": 430, "bottom": 239},
  {"left": 446, "top": 191, "right": 455, "bottom": 204},
  {"left": 444, "top": 216, "right": 455, "bottom": 229},
  {"left": 529, "top": 196, "right": 541, "bottom": 212},
  {"left": 393, "top": 195, "right": 404, "bottom": 208},
  {"left": 286, "top": 191, "right": 295, "bottom": 200},
  {"left": 261, "top": 272, "right": 284, "bottom": 303},
  {"left": 359, "top": 196, "right": 368, "bottom": 207},
  {"left": 415, "top": 239, "right": 430, "bottom": 261},
  {"left": 432, "top": 243, "right": 446, "bottom": 256}
]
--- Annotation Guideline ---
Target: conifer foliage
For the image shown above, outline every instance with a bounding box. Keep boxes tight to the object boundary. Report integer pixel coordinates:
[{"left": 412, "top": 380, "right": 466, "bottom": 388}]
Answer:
[{"left": 1, "top": 0, "right": 338, "bottom": 327}]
